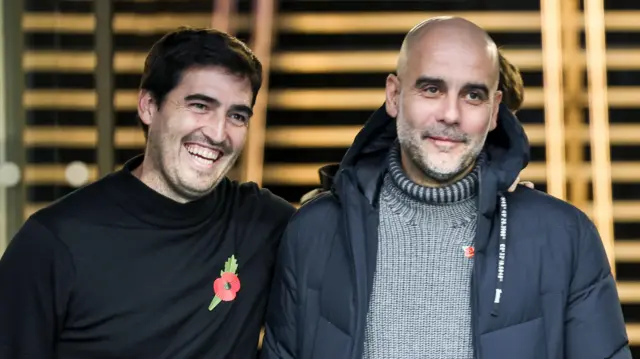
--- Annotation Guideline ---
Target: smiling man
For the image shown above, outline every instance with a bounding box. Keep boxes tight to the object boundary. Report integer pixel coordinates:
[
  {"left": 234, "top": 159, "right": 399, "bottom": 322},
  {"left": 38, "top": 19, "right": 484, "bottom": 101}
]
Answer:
[
  {"left": 0, "top": 28, "right": 295, "bottom": 359},
  {"left": 261, "top": 17, "right": 630, "bottom": 359}
]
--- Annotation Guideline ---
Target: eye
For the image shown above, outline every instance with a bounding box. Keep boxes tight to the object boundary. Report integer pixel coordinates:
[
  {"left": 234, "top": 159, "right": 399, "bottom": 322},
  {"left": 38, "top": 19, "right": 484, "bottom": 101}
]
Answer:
[
  {"left": 465, "top": 91, "right": 486, "bottom": 103},
  {"left": 189, "top": 103, "right": 208, "bottom": 112},
  {"left": 421, "top": 85, "right": 440, "bottom": 97},
  {"left": 229, "top": 113, "right": 249, "bottom": 127}
]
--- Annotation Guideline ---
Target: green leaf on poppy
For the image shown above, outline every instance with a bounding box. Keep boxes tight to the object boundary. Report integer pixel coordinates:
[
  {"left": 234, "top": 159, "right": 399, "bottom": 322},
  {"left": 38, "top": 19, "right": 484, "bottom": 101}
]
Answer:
[
  {"left": 208, "top": 295, "right": 222, "bottom": 311},
  {"left": 223, "top": 254, "right": 238, "bottom": 274}
]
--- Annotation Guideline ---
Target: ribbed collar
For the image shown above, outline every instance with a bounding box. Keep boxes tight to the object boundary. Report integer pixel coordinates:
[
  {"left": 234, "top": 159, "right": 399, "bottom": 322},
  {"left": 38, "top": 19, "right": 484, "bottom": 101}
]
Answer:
[
  {"left": 387, "top": 142, "right": 484, "bottom": 204},
  {"left": 106, "top": 154, "right": 226, "bottom": 228}
]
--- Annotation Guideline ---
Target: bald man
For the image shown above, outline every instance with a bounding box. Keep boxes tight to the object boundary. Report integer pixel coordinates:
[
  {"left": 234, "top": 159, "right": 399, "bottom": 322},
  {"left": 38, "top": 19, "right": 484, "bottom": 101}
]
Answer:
[
  {"left": 261, "top": 17, "right": 630, "bottom": 359},
  {"left": 298, "top": 48, "right": 531, "bottom": 205}
]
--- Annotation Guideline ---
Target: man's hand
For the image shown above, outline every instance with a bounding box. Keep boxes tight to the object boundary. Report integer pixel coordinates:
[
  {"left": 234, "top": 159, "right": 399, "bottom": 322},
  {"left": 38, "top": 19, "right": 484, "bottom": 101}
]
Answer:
[
  {"left": 300, "top": 188, "right": 322, "bottom": 205},
  {"left": 509, "top": 176, "right": 534, "bottom": 192}
]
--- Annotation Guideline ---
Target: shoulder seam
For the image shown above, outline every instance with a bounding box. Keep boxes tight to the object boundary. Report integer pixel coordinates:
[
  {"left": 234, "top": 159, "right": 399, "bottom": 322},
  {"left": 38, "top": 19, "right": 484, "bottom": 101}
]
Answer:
[{"left": 27, "top": 216, "right": 78, "bottom": 282}]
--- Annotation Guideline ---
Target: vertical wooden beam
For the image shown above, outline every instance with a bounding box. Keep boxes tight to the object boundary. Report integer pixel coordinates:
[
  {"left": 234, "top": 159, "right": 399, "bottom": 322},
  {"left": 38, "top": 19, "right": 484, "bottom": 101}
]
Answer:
[
  {"left": 212, "top": 0, "right": 236, "bottom": 35},
  {"left": 540, "top": 0, "right": 567, "bottom": 200},
  {"left": 584, "top": 0, "right": 615, "bottom": 275},
  {"left": 240, "top": 0, "right": 276, "bottom": 186},
  {"left": 2, "top": 0, "right": 25, "bottom": 243},
  {"left": 0, "top": 0, "right": 7, "bottom": 253},
  {"left": 561, "top": 0, "right": 587, "bottom": 208},
  {"left": 212, "top": 0, "right": 239, "bottom": 180},
  {"left": 95, "top": 0, "right": 114, "bottom": 177}
]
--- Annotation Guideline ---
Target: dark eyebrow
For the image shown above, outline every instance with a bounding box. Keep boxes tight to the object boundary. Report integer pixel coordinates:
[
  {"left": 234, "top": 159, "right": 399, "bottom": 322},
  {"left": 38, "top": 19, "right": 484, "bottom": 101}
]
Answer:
[
  {"left": 415, "top": 76, "right": 445, "bottom": 89},
  {"left": 184, "top": 93, "right": 219, "bottom": 105},
  {"left": 462, "top": 83, "right": 490, "bottom": 95},
  {"left": 415, "top": 76, "right": 491, "bottom": 96}
]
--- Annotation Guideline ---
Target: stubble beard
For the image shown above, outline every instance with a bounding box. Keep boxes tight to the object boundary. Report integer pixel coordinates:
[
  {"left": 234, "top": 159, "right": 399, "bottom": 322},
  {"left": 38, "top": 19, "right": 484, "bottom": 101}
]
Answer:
[
  {"left": 143, "top": 129, "right": 188, "bottom": 201},
  {"left": 396, "top": 111, "right": 490, "bottom": 185}
]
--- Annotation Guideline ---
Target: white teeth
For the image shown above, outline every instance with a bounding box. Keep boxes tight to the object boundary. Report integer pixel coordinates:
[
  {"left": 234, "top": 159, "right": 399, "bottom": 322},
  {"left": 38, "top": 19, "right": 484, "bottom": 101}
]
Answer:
[{"left": 186, "top": 145, "right": 220, "bottom": 161}]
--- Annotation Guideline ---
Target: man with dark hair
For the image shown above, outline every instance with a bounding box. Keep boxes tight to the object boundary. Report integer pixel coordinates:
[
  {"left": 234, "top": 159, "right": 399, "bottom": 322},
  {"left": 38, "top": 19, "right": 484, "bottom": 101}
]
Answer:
[
  {"left": 0, "top": 27, "right": 295, "bottom": 359},
  {"left": 261, "top": 16, "right": 629, "bottom": 359}
]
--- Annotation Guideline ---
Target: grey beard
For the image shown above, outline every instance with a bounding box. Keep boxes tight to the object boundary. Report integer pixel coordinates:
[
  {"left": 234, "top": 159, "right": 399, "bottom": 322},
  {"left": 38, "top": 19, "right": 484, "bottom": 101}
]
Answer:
[{"left": 411, "top": 150, "right": 474, "bottom": 183}]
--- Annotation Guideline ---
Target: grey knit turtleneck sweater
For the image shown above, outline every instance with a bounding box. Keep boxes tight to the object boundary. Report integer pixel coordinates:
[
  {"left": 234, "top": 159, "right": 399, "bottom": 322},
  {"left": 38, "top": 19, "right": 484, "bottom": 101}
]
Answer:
[{"left": 362, "top": 143, "right": 484, "bottom": 359}]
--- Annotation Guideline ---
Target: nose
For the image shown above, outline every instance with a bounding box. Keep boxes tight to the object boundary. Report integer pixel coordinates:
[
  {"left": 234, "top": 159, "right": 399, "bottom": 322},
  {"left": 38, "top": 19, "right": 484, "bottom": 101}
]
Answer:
[
  {"left": 200, "top": 110, "right": 227, "bottom": 143},
  {"left": 440, "top": 93, "right": 461, "bottom": 125}
]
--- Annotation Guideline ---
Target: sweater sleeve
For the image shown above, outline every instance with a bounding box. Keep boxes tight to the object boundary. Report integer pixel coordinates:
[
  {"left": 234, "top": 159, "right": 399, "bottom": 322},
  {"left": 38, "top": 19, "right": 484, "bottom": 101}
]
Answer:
[{"left": 0, "top": 217, "right": 75, "bottom": 359}]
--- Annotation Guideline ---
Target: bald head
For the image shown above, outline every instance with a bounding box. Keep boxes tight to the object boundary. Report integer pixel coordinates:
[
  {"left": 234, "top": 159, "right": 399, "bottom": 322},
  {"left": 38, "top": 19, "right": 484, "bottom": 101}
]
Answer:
[
  {"left": 397, "top": 16, "right": 500, "bottom": 89},
  {"left": 384, "top": 16, "right": 505, "bottom": 187}
]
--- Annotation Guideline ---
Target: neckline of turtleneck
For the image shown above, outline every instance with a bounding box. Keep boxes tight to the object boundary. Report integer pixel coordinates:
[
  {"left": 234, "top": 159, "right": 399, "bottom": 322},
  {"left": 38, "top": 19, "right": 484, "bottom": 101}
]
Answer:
[
  {"left": 387, "top": 141, "right": 483, "bottom": 204},
  {"left": 106, "top": 155, "right": 226, "bottom": 228}
]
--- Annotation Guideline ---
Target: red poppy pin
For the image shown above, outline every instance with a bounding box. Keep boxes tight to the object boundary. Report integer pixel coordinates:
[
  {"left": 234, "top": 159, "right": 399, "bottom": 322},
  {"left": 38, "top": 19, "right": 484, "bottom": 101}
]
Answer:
[
  {"left": 208, "top": 254, "right": 241, "bottom": 311},
  {"left": 463, "top": 246, "right": 475, "bottom": 259}
]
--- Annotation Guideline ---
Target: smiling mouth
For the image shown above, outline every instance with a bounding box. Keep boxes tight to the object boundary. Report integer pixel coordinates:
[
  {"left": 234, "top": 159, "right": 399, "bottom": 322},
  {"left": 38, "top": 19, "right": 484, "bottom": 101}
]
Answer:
[
  {"left": 428, "top": 136, "right": 461, "bottom": 144},
  {"left": 184, "top": 143, "right": 223, "bottom": 167}
]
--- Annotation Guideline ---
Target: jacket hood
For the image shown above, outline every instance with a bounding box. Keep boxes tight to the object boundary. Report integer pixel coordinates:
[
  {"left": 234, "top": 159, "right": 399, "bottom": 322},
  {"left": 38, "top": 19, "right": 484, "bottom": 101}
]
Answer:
[
  {"left": 333, "top": 103, "right": 531, "bottom": 207},
  {"left": 331, "top": 102, "right": 531, "bottom": 318}
]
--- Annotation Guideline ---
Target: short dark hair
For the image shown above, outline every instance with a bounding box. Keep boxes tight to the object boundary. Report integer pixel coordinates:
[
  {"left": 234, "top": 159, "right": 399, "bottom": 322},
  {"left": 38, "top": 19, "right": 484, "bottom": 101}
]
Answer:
[
  {"left": 497, "top": 49, "right": 524, "bottom": 113},
  {"left": 138, "top": 27, "right": 263, "bottom": 138}
]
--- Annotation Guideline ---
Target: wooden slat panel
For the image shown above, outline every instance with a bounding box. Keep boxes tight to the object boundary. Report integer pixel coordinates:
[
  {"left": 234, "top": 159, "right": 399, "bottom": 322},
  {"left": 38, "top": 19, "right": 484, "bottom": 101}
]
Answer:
[
  {"left": 24, "top": 126, "right": 96, "bottom": 147},
  {"left": 23, "top": 51, "right": 95, "bottom": 72},
  {"left": 277, "top": 10, "right": 640, "bottom": 33},
  {"left": 615, "top": 241, "right": 640, "bottom": 263},
  {"left": 627, "top": 323, "right": 640, "bottom": 345},
  {"left": 23, "top": 90, "right": 96, "bottom": 109},
  {"left": 579, "top": 201, "right": 640, "bottom": 223},
  {"left": 275, "top": 11, "right": 541, "bottom": 33},
  {"left": 22, "top": 13, "right": 95, "bottom": 32},
  {"left": 113, "top": 13, "right": 214, "bottom": 33},
  {"left": 23, "top": 165, "right": 98, "bottom": 185},
  {"left": 114, "top": 127, "right": 144, "bottom": 147},
  {"left": 579, "top": 10, "right": 640, "bottom": 31},
  {"left": 113, "top": 52, "right": 144, "bottom": 73},
  {"left": 22, "top": 11, "right": 640, "bottom": 35},
  {"left": 618, "top": 282, "right": 640, "bottom": 303},
  {"left": 23, "top": 48, "right": 640, "bottom": 73},
  {"left": 22, "top": 13, "right": 220, "bottom": 33}
]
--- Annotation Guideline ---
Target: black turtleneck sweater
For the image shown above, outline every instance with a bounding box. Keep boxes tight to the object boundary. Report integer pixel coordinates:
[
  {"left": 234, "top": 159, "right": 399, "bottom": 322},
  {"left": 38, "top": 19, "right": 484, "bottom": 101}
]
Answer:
[{"left": 0, "top": 155, "right": 296, "bottom": 359}]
